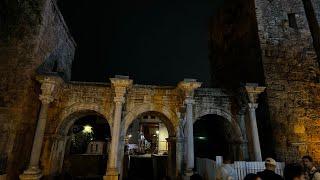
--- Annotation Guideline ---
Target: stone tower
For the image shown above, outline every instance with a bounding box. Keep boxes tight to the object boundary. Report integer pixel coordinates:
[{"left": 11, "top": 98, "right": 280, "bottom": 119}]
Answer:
[{"left": 255, "top": 0, "right": 320, "bottom": 162}]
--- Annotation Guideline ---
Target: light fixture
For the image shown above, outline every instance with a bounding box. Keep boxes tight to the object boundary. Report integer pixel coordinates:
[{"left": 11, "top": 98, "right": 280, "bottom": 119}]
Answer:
[
  {"left": 128, "top": 134, "right": 132, "bottom": 138},
  {"left": 156, "top": 130, "right": 159, "bottom": 135},
  {"left": 197, "top": 136, "right": 207, "bottom": 140},
  {"left": 83, "top": 125, "right": 93, "bottom": 133}
]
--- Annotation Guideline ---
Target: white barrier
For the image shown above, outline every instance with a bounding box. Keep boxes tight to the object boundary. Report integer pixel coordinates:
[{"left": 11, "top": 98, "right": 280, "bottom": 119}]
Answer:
[{"left": 196, "top": 157, "right": 285, "bottom": 180}]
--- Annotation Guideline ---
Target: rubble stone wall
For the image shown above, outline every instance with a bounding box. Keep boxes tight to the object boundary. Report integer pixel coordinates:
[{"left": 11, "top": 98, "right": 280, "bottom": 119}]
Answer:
[
  {"left": 255, "top": 0, "right": 320, "bottom": 162},
  {"left": 0, "top": 0, "right": 75, "bottom": 178}
]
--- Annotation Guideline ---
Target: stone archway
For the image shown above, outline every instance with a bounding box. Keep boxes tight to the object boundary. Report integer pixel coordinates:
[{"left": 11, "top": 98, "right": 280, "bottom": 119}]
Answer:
[
  {"left": 123, "top": 103, "right": 178, "bottom": 135},
  {"left": 194, "top": 110, "right": 244, "bottom": 161},
  {"left": 120, "top": 103, "right": 178, "bottom": 179},
  {"left": 194, "top": 108, "right": 243, "bottom": 143},
  {"left": 56, "top": 103, "right": 112, "bottom": 136},
  {"left": 49, "top": 103, "right": 111, "bottom": 176}
]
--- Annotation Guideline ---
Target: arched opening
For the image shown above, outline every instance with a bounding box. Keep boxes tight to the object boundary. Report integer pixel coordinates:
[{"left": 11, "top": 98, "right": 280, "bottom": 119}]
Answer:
[
  {"left": 194, "top": 114, "right": 242, "bottom": 161},
  {"left": 122, "top": 111, "right": 176, "bottom": 180},
  {"left": 54, "top": 112, "right": 111, "bottom": 179}
]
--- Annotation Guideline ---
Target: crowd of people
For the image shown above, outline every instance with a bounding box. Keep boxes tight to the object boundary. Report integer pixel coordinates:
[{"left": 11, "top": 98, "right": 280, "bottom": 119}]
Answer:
[{"left": 215, "top": 155, "right": 320, "bottom": 180}]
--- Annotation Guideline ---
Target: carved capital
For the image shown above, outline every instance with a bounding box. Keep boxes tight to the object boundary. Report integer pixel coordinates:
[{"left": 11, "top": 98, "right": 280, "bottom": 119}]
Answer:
[
  {"left": 248, "top": 103, "right": 258, "bottom": 110},
  {"left": 245, "top": 84, "right": 265, "bottom": 103},
  {"left": 110, "top": 76, "right": 133, "bottom": 100},
  {"left": 36, "top": 75, "right": 63, "bottom": 104},
  {"left": 178, "top": 79, "right": 202, "bottom": 98}
]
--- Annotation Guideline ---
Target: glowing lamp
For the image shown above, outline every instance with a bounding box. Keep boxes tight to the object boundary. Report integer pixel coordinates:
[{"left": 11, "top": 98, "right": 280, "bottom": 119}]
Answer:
[{"left": 83, "top": 125, "right": 93, "bottom": 133}]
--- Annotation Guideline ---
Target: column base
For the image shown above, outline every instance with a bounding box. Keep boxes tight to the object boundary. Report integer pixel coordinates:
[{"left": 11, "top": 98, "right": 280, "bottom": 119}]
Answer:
[
  {"left": 182, "top": 169, "right": 193, "bottom": 180},
  {"left": 0, "top": 174, "right": 7, "bottom": 180},
  {"left": 19, "top": 166, "right": 42, "bottom": 180},
  {"left": 103, "top": 168, "right": 119, "bottom": 180}
]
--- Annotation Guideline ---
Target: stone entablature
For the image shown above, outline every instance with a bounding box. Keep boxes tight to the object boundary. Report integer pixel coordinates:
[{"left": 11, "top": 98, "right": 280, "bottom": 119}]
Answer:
[{"left": 47, "top": 78, "right": 236, "bottom": 136}]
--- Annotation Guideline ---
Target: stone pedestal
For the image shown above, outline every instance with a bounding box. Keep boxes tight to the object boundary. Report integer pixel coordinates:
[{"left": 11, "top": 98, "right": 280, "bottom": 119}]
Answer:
[{"left": 103, "top": 168, "right": 119, "bottom": 180}]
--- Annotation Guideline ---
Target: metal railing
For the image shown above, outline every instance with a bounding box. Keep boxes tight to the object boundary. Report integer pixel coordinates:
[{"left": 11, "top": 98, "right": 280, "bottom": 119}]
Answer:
[{"left": 196, "top": 157, "right": 285, "bottom": 180}]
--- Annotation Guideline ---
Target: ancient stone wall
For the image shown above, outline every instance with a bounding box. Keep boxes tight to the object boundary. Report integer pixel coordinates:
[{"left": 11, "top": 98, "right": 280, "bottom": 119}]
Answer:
[
  {"left": 0, "top": 0, "right": 75, "bottom": 178},
  {"left": 37, "top": 78, "right": 243, "bottom": 177},
  {"left": 194, "top": 88, "right": 232, "bottom": 121},
  {"left": 255, "top": 0, "right": 320, "bottom": 162}
]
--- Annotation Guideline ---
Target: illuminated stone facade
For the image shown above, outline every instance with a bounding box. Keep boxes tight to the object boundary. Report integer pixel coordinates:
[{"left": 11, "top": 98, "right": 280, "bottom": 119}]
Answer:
[
  {"left": 30, "top": 75, "right": 243, "bottom": 179},
  {"left": 1, "top": 0, "right": 320, "bottom": 179},
  {"left": 255, "top": 0, "right": 320, "bottom": 162}
]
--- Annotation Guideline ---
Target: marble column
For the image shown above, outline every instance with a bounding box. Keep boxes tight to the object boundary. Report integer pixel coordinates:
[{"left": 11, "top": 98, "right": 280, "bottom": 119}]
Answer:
[
  {"left": 185, "top": 98, "right": 195, "bottom": 175},
  {"left": 105, "top": 76, "right": 132, "bottom": 180},
  {"left": 176, "top": 137, "right": 184, "bottom": 177},
  {"left": 20, "top": 76, "right": 62, "bottom": 180},
  {"left": 166, "top": 137, "right": 176, "bottom": 179},
  {"left": 178, "top": 79, "right": 201, "bottom": 177},
  {"left": 245, "top": 84, "right": 265, "bottom": 161},
  {"left": 238, "top": 107, "right": 249, "bottom": 160}
]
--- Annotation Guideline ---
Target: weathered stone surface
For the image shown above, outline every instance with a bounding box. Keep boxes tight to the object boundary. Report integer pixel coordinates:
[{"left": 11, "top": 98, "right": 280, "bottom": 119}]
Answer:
[
  {"left": 255, "top": 0, "right": 320, "bottom": 162},
  {"left": 0, "top": 0, "right": 75, "bottom": 178},
  {"left": 36, "top": 77, "right": 244, "bottom": 178}
]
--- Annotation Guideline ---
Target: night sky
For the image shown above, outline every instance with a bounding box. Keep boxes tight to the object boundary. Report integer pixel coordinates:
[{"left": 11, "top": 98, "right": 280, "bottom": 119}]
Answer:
[{"left": 58, "top": 0, "right": 220, "bottom": 86}]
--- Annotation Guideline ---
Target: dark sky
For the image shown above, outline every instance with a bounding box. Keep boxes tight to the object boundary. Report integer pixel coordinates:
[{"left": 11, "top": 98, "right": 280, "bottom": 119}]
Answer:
[{"left": 58, "top": 0, "right": 219, "bottom": 86}]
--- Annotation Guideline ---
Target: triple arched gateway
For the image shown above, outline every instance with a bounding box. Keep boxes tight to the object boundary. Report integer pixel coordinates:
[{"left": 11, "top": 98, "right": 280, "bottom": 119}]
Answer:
[{"left": 20, "top": 74, "right": 265, "bottom": 180}]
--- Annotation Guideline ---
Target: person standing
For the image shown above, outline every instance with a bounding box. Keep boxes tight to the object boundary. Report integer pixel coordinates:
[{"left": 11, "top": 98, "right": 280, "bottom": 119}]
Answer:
[
  {"left": 302, "top": 155, "right": 320, "bottom": 180},
  {"left": 284, "top": 163, "right": 306, "bottom": 180},
  {"left": 257, "top": 157, "right": 283, "bottom": 180},
  {"left": 215, "top": 157, "right": 236, "bottom": 180}
]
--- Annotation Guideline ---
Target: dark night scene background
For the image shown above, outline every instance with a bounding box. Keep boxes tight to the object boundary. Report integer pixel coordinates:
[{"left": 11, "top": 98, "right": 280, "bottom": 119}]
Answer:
[{"left": 58, "top": 0, "right": 220, "bottom": 86}]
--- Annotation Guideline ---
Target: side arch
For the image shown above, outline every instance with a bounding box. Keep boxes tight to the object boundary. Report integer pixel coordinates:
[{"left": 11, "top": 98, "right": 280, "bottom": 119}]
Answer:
[
  {"left": 195, "top": 108, "right": 232, "bottom": 123},
  {"left": 56, "top": 103, "right": 112, "bottom": 136},
  {"left": 49, "top": 103, "right": 112, "bottom": 175},
  {"left": 194, "top": 108, "right": 243, "bottom": 143}
]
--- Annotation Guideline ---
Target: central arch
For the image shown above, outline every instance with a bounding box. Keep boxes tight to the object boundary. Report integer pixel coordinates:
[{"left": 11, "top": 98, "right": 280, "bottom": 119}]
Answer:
[
  {"left": 120, "top": 103, "right": 178, "bottom": 179},
  {"left": 123, "top": 103, "right": 178, "bottom": 135}
]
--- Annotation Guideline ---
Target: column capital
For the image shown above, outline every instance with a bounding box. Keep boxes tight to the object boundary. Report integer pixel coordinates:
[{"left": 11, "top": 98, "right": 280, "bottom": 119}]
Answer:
[
  {"left": 178, "top": 79, "right": 202, "bottom": 98},
  {"left": 248, "top": 103, "right": 258, "bottom": 110},
  {"left": 245, "top": 83, "right": 265, "bottom": 103},
  {"left": 110, "top": 75, "right": 133, "bottom": 98},
  {"left": 36, "top": 75, "right": 64, "bottom": 104}
]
